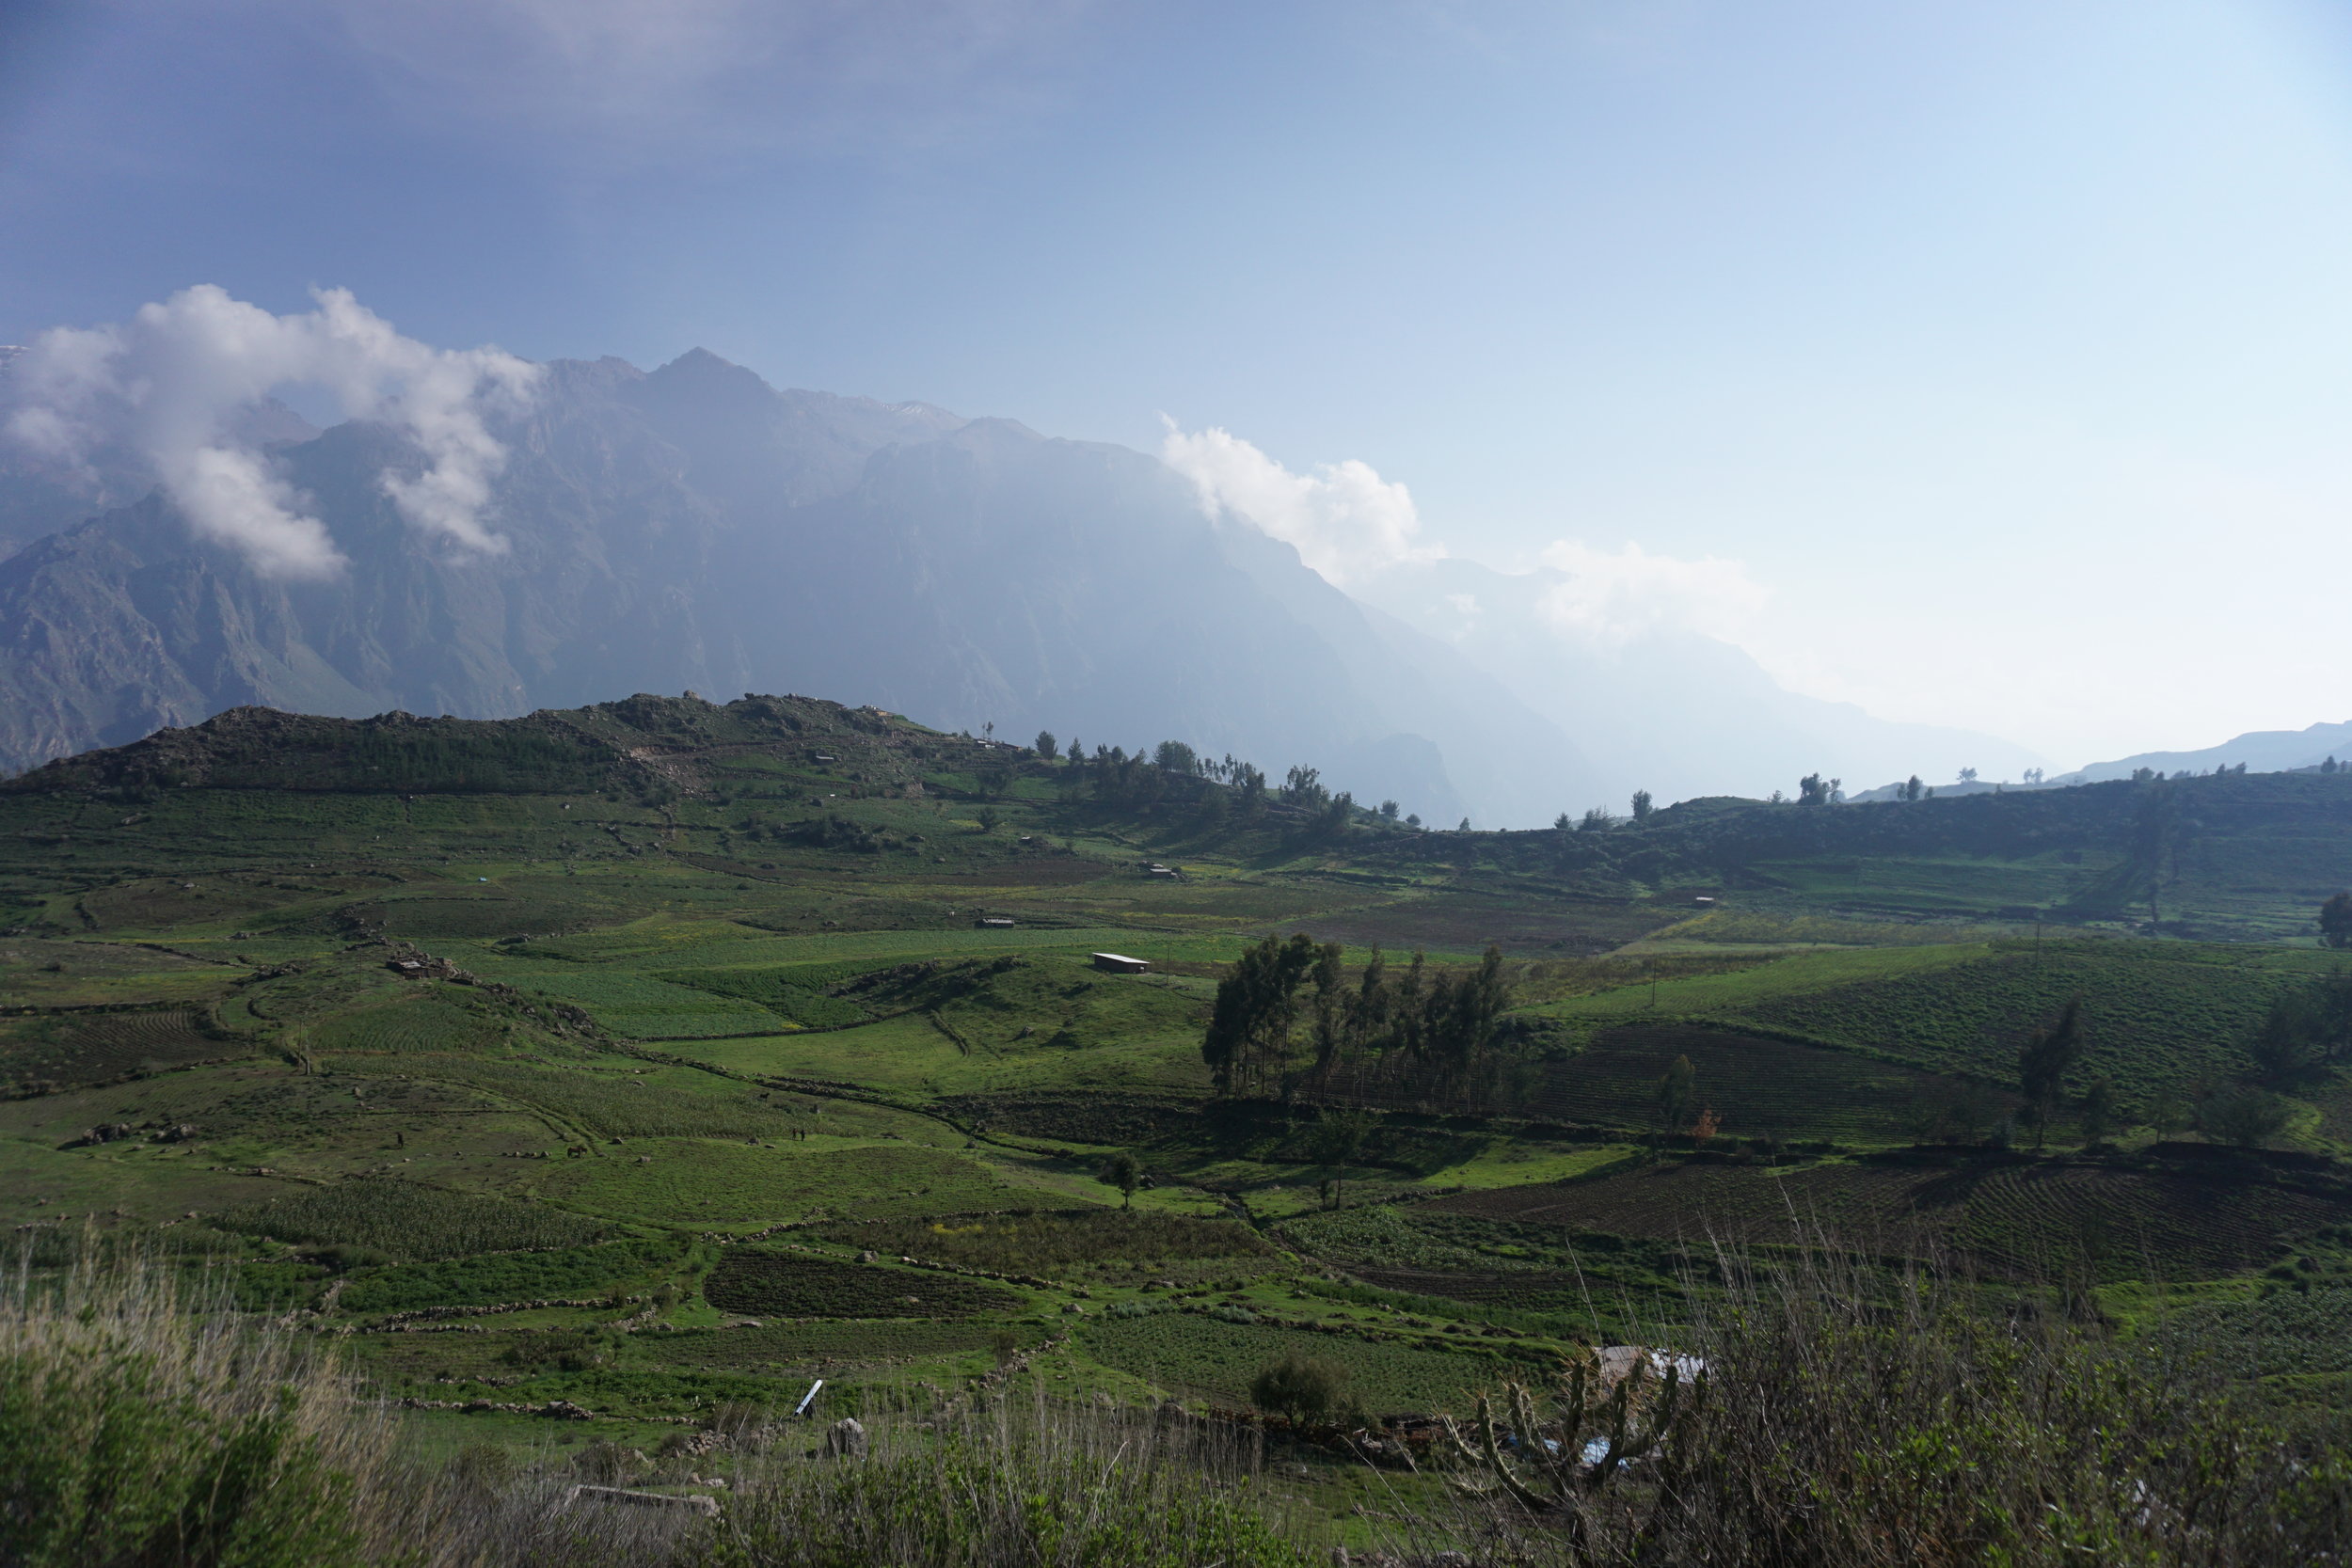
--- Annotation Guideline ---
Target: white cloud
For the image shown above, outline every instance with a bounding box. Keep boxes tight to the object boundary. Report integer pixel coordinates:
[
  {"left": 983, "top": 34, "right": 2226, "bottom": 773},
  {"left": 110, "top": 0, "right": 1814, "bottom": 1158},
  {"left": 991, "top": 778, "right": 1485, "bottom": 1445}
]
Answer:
[
  {"left": 1158, "top": 420, "right": 1442, "bottom": 587},
  {"left": 3, "top": 286, "right": 540, "bottom": 578},
  {"left": 1535, "top": 538, "right": 1770, "bottom": 649}
]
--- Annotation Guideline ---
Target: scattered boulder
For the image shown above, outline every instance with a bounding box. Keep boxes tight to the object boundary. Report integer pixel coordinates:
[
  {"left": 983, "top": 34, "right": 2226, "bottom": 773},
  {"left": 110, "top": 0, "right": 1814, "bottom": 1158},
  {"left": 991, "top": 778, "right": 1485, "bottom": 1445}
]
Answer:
[{"left": 823, "top": 1418, "right": 867, "bottom": 1459}]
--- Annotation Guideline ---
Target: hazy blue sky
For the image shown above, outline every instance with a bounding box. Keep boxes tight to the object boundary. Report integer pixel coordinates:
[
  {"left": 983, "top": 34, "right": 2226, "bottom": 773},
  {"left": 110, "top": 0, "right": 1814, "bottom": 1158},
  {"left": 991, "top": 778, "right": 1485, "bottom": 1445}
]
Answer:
[{"left": 6, "top": 0, "right": 2350, "bottom": 767}]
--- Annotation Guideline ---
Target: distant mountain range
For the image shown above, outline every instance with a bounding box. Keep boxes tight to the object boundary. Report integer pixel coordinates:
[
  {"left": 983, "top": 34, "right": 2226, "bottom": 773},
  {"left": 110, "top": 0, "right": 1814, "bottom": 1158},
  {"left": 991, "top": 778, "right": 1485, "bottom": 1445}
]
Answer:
[
  {"left": 1845, "top": 720, "right": 2352, "bottom": 802},
  {"left": 0, "top": 345, "right": 2035, "bottom": 823},
  {"left": 2050, "top": 721, "right": 2352, "bottom": 784}
]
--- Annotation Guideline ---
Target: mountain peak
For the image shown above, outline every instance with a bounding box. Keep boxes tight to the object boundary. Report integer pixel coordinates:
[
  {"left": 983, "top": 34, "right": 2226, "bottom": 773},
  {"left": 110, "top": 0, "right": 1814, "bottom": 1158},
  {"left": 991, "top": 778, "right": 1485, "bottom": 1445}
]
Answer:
[{"left": 648, "top": 347, "right": 778, "bottom": 402}]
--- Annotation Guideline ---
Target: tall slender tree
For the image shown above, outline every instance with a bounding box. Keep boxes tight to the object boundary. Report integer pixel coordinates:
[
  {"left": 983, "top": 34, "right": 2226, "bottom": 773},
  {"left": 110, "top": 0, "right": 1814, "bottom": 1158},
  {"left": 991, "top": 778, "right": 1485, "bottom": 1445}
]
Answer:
[{"left": 2017, "top": 999, "right": 2086, "bottom": 1148}]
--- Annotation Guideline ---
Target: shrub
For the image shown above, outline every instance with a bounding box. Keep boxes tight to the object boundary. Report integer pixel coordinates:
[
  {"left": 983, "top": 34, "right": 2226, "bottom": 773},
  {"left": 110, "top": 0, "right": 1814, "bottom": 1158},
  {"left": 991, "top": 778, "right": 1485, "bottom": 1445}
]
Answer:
[
  {"left": 1249, "top": 1354, "right": 1349, "bottom": 1424},
  {"left": 0, "top": 1253, "right": 393, "bottom": 1567},
  {"left": 2198, "top": 1085, "right": 2292, "bottom": 1147},
  {"left": 706, "top": 1399, "right": 1316, "bottom": 1568},
  {"left": 1446, "top": 1242, "right": 2352, "bottom": 1565}
]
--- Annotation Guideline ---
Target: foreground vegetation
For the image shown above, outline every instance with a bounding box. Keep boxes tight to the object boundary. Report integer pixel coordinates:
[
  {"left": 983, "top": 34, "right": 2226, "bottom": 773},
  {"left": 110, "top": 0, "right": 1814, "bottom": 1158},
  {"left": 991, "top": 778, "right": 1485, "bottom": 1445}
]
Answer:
[
  {"left": 4, "top": 691, "right": 2352, "bottom": 1560},
  {"left": 9, "top": 1246, "right": 2346, "bottom": 1567}
]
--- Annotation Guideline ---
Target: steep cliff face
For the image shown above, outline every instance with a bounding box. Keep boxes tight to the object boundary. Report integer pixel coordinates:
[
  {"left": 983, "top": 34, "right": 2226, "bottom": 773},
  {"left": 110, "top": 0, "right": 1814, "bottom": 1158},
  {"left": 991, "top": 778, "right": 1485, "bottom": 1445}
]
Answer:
[{"left": 0, "top": 350, "right": 1603, "bottom": 822}]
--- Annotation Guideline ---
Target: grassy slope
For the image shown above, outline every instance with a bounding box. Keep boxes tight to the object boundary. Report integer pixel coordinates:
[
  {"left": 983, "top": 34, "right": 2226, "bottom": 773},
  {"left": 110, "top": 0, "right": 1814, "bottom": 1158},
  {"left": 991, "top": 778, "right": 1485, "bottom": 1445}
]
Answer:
[{"left": 6, "top": 689, "right": 2352, "bottom": 1476}]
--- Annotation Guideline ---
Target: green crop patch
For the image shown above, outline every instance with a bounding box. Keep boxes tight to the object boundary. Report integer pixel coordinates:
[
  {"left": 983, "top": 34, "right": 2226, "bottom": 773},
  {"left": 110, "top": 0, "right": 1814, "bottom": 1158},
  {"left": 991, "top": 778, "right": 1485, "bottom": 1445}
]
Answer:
[
  {"left": 324, "top": 1054, "right": 804, "bottom": 1140},
  {"left": 1425, "top": 1152, "right": 2352, "bottom": 1283},
  {"left": 1341, "top": 1264, "right": 1596, "bottom": 1315},
  {"left": 650, "top": 965, "right": 874, "bottom": 1029},
  {"left": 1645, "top": 908, "right": 2012, "bottom": 948},
  {"left": 2153, "top": 1284, "right": 2352, "bottom": 1382},
  {"left": 633, "top": 1319, "right": 1021, "bottom": 1371},
  {"left": 536, "top": 1139, "right": 1034, "bottom": 1225},
  {"left": 349, "top": 888, "right": 628, "bottom": 941},
  {"left": 217, "top": 1178, "right": 609, "bottom": 1259},
  {"left": 820, "top": 1210, "right": 1271, "bottom": 1276},
  {"left": 309, "top": 996, "right": 496, "bottom": 1054},
  {"left": 1537, "top": 944, "right": 1981, "bottom": 1028},
  {"left": 0, "top": 1008, "right": 238, "bottom": 1093},
  {"left": 1522, "top": 1023, "right": 1994, "bottom": 1142},
  {"left": 453, "top": 958, "right": 784, "bottom": 1038},
  {"left": 0, "top": 939, "right": 238, "bottom": 1007},
  {"left": 336, "top": 1237, "right": 686, "bottom": 1313},
  {"left": 703, "top": 1249, "right": 1023, "bottom": 1318},
  {"left": 1079, "top": 1311, "right": 1549, "bottom": 1417},
  {"left": 1731, "top": 941, "right": 2298, "bottom": 1094}
]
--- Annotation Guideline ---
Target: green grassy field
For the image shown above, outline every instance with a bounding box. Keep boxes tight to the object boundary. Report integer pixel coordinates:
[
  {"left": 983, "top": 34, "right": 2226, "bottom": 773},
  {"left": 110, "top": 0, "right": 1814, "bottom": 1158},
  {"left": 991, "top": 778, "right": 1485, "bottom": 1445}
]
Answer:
[{"left": 6, "top": 689, "right": 2352, "bottom": 1530}]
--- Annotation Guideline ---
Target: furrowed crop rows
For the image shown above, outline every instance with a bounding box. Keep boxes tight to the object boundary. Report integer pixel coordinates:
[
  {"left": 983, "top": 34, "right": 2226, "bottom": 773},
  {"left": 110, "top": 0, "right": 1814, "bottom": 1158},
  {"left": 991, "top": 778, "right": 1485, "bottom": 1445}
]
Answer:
[
  {"left": 1078, "top": 1312, "right": 1548, "bottom": 1417},
  {"left": 219, "top": 1178, "right": 609, "bottom": 1259},
  {"left": 823, "top": 1211, "right": 1270, "bottom": 1276},
  {"left": 1526, "top": 1023, "right": 1986, "bottom": 1141},
  {"left": 338, "top": 1238, "right": 686, "bottom": 1313},
  {"left": 0, "top": 1008, "right": 224, "bottom": 1089},
  {"left": 1734, "top": 944, "right": 2291, "bottom": 1093},
  {"left": 703, "top": 1250, "right": 1022, "bottom": 1319}
]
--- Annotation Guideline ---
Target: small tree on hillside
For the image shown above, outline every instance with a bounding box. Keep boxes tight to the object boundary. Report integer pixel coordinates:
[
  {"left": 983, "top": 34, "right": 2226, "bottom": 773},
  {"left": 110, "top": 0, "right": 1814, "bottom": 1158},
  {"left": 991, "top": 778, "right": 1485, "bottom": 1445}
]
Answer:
[
  {"left": 1306, "top": 1109, "right": 1374, "bottom": 1208},
  {"left": 2077, "top": 1076, "right": 2122, "bottom": 1147},
  {"left": 1098, "top": 1150, "right": 1140, "bottom": 1208},
  {"left": 1250, "top": 1354, "right": 1348, "bottom": 1425},
  {"left": 2320, "top": 892, "right": 2352, "bottom": 950},
  {"left": 1797, "top": 773, "right": 1831, "bottom": 806},
  {"left": 1034, "top": 731, "right": 1058, "bottom": 760},
  {"left": 2017, "top": 999, "right": 2086, "bottom": 1148},
  {"left": 1631, "top": 789, "right": 1653, "bottom": 822},
  {"left": 1903, "top": 775, "right": 1924, "bottom": 802},
  {"left": 2198, "top": 1086, "right": 2289, "bottom": 1148},
  {"left": 1657, "top": 1054, "right": 1696, "bottom": 1140}
]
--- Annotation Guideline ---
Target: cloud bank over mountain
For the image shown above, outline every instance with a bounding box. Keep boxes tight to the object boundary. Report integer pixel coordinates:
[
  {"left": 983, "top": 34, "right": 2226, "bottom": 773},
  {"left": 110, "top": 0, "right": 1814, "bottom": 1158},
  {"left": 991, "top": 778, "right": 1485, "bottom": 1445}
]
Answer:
[
  {"left": 2, "top": 287, "right": 538, "bottom": 577},
  {"left": 1156, "top": 417, "right": 1996, "bottom": 805},
  {"left": 0, "top": 289, "right": 2038, "bottom": 818}
]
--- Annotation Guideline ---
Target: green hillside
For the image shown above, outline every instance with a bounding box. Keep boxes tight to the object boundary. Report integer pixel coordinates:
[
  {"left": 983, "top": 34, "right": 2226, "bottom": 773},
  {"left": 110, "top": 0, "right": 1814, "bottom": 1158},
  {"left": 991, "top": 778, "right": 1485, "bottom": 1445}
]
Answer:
[{"left": 7, "top": 691, "right": 2352, "bottom": 1546}]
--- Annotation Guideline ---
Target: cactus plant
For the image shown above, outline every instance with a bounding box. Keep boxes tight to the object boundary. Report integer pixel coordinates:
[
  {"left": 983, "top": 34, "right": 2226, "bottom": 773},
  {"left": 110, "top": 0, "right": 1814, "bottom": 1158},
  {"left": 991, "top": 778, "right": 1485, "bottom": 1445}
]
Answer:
[{"left": 1442, "top": 1351, "right": 1705, "bottom": 1519}]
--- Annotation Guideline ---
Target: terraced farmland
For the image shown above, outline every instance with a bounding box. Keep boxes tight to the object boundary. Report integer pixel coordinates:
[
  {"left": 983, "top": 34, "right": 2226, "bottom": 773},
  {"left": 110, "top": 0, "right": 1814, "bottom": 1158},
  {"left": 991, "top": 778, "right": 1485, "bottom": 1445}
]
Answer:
[
  {"left": 338, "top": 1237, "right": 686, "bottom": 1313},
  {"left": 536, "top": 1139, "right": 1037, "bottom": 1225},
  {"left": 219, "top": 1178, "right": 610, "bottom": 1259},
  {"left": 704, "top": 1250, "right": 1023, "bottom": 1319},
  {"left": 1345, "top": 1264, "right": 1594, "bottom": 1313},
  {"left": 1426, "top": 1152, "right": 2352, "bottom": 1282},
  {"left": 1079, "top": 1311, "right": 1549, "bottom": 1416},
  {"left": 1525, "top": 1023, "right": 1994, "bottom": 1141},
  {"left": 637, "top": 1319, "right": 1024, "bottom": 1370},
  {"left": 823, "top": 1210, "right": 1271, "bottom": 1276},
  {"left": 1730, "top": 942, "right": 2304, "bottom": 1093},
  {"left": 0, "top": 1008, "right": 233, "bottom": 1091},
  {"left": 310, "top": 996, "right": 496, "bottom": 1054}
]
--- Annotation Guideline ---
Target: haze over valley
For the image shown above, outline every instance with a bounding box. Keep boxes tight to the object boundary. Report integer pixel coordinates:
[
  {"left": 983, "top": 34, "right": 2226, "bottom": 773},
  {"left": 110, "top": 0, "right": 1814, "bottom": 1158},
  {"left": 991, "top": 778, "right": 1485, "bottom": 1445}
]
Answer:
[{"left": 9, "top": 6, "right": 2352, "bottom": 1564}]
